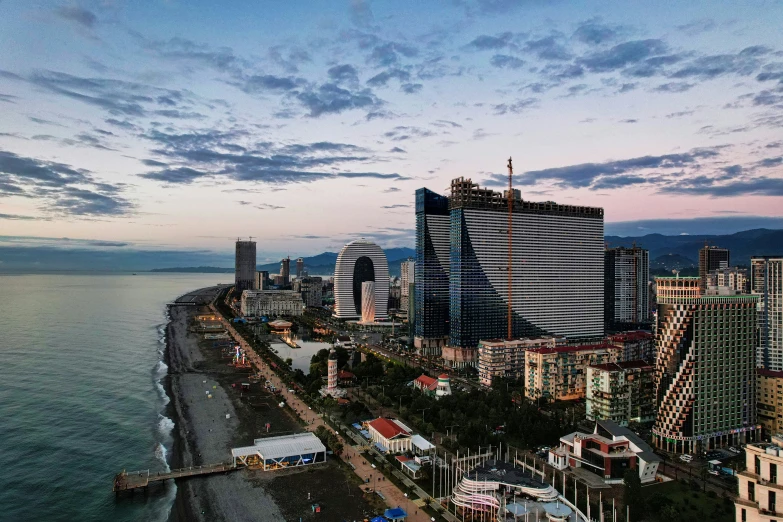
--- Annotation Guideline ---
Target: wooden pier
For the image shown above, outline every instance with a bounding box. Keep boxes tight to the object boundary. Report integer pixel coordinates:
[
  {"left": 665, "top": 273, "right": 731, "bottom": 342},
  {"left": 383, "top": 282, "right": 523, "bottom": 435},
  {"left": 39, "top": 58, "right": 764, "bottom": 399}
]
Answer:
[{"left": 113, "top": 462, "right": 238, "bottom": 493}]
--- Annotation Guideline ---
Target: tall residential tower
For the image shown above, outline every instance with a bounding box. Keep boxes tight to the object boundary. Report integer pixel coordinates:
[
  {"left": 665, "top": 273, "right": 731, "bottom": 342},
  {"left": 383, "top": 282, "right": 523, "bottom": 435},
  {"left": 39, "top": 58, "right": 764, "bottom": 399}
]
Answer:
[
  {"left": 604, "top": 246, "right": 650, "bottom": 329},
  {"left": 235, "top": 239, "right": 256, "bottom": 292},
  {"left": 752, "top": 256, "right": 783, "bottom": 370},
  {"left": 699, "top": 244, "right": 730, "bottom": 290}
]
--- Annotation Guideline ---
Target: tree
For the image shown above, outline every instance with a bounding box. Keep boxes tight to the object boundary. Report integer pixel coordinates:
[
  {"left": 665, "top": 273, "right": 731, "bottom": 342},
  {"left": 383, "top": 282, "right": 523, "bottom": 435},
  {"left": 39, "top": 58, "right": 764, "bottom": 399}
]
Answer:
[{"left": 623, "top": 468, "right": 643, "bottom": 520}]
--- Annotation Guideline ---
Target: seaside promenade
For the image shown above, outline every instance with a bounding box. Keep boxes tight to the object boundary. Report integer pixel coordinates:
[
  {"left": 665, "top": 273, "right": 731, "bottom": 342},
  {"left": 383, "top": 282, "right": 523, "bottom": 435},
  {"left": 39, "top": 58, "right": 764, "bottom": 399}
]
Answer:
[{"left": 210, "top": 303, "right": 435, "bottom": 522}]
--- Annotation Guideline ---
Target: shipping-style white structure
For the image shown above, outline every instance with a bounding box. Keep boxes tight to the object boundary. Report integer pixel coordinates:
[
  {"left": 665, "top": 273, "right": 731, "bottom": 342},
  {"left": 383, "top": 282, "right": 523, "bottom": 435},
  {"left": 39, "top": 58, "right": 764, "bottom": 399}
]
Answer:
[
  {"left": 333, "top": 239, "right": 389, "bottom": 321},
  {"left": 231, "top": 433, "right": 326, "bottom": 471}
]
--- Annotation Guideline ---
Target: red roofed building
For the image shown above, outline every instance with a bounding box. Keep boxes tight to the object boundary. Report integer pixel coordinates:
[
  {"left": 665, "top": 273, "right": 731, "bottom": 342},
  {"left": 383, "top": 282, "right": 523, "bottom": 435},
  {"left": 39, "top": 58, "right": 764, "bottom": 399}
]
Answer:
[
  {"left": 413, "top": 373, "right": 452, "bottom": 398},
  {"left": 367, "top": 418, "right": 413, "bottom": 453},
  {"left": 337, "top": 370, "right": 356, "bottom": 384},
  {"left": 525, "top": 344, "right": 621, "bottom": 401},
  {"left": 607, "top": 331, "right": 654, "bottom": 363}
]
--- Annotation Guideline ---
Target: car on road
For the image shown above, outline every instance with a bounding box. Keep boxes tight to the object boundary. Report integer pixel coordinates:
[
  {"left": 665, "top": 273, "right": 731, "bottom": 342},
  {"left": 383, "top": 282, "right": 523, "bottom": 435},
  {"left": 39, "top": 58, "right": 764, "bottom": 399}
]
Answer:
[
  {"left": 708, "top": 469, "right": 720, "bottom": 476},
  {"left": 679, "top": 454, "right": 693, "bottom": 462}
]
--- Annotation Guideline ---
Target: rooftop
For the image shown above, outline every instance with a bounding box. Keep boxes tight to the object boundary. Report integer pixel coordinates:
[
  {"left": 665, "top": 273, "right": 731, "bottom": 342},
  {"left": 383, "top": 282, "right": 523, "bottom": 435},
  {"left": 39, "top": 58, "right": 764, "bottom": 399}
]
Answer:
[
  {"left": 589, "top": 360, "right": 653, "bottom": 372},
  {"left": 463, "top": 459, "right": 552, "bottom": 490},
  {"left": 608, "top": 331, "right": 653, "bottom": 342},
  {"left": 368, "top": 418, "right": 411, "bottom": 440},
  {"left": 231, "top": 432, "right": 326, "bottom": 460},
  {"left": 596, "top": 420, "right": 660, "bottom": 463},
  {"left": 760, "top": 369, "right": 783, "bottom": 379},
  {"left": 528, "top": 343, "right": 617, "bottom": 355}
]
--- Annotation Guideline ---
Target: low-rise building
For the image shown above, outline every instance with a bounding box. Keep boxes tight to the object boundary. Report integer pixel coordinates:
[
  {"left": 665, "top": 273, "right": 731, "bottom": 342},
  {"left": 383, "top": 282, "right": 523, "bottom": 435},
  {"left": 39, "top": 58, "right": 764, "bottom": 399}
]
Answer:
[
  {"left": 241, "top": 290, "right": 304, "bottom": 317},
  {"left": 293, "top": 276, "right": 323, "bottom": 307},
  {"left": 758, "top": 369, "right": 783, "bottom": 437},
  {"left": 477, "top": 337, "right": 564, "bottom": 387},
  {"left": 606, "top": 331, "right": 654, "bottom": 363},
  {"left": 548, "top": 420, "right": 660, "bottom": 484},
  {"left": 586, "top": 360, "right": 655, "bottom": 426},
  {"left": 413, "top": 373, "right": 452, "bottom": 398},
  {"left": 525, "top": 344, "right": 621, "bottom": 401},
  {"left": 367, "top": 418, "right": 413, "bottom": 453},
  {"left": 735, "top": 436, "right": 783, "bottom": 522}
]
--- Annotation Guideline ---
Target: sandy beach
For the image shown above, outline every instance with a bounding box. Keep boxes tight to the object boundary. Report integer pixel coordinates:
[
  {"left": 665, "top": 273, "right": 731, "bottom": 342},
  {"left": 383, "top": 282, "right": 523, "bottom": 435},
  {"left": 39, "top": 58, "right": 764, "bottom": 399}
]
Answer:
[{"left": 164, "top": 286, "right": 381, "bottom": 522}]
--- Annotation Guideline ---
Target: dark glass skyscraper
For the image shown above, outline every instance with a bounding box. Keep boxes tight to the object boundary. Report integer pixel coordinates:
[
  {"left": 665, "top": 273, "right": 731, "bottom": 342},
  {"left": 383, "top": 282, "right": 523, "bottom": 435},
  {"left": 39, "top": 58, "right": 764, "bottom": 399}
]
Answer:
[
  {"left": 699, "top": 245, "right": 729, "bottom": 290},
  {"left": 414, "top": 188, "right": 450, "bottom": 355}
]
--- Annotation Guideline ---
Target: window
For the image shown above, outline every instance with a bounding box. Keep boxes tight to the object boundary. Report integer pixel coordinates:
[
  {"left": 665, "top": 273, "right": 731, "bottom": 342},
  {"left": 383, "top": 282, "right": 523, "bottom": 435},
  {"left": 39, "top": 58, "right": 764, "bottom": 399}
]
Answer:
[
  {"left": 773, "top": 463, "right": 779, "bottom": 484},
  {"left": 757, "top": 456, "right": 762, "bottom": 475},
  {"left": 772, "top": 491, "right": 777, "bottom": 513},
  {"left": 749, "top": 481, "right": 755, "bottom": 502}
]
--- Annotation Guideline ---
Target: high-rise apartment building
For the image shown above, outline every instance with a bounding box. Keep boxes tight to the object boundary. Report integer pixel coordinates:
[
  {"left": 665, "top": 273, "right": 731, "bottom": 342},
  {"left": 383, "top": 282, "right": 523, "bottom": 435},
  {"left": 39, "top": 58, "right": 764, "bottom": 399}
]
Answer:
[
  {"left": 652, "top": 276, "right": 759, "bottom": 453},
  {"left": 280, "top": 256, "right": 291, "bottom": 285},
  {"left": 400, "top": 259, "right": 415, "bottom": 316},
  {"left": 296, "top": 257, "right": 304, "bottom": 278},
  {"left": 255, "top": 270, "right": 269, "bottom": 290},
  {"left": 477, "top": 337, "right": 564, "bottom": 387},
  {"left": 604, "top": 246, "right": 650, "bottom": 328},
  {"left": 524, "top": 344, "right": 621, "bottom": 401},
  {"left": 586, "top": 360, "right": 655, "bottom": 426},
  {"left": 708, "top": 266, "right": 749, "bottom": 294},
  {"left": 735, "top": 436, "right": 783, "bottom": 522},
  {"left": 752, "top": 256, "right": 783, "bottom": 371},
  {"left": 293, "top": 276, "right": 322, "bottom": 307},
  {"left": 699, "top": 245, "right": 730, "bottom": 290},
  {"left": 606, "top": 331, "right": 654, "bottom": 363},
  {"left": 414, "top": 188, "right": 450, "bottom": 356},
  {"left": 448, "top": 177, "right": 604, "bottom": 351},
  {"left": 758, "top": 369, "right": 783, "bottom": 437},
  {"left": 235, "top": 239, "right": 256, "bottom": 292}
]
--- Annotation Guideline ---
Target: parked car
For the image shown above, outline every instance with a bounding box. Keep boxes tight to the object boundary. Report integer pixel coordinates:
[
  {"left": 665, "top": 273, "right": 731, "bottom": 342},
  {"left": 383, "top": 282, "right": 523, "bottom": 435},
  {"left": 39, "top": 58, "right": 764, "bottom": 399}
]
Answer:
[
  {"left": 680, "top": 454, "right": 694, "bottom": 462},
  {"left": 708, "top": 470, "right": 720, "bottom": 476}
]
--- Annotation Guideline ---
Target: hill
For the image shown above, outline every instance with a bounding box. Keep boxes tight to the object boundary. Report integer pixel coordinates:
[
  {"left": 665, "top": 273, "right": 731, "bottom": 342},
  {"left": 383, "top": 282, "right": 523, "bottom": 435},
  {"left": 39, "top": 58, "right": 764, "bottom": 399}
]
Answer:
[{"left": 256, "top": 247, "right": 415, "bottom": 277}]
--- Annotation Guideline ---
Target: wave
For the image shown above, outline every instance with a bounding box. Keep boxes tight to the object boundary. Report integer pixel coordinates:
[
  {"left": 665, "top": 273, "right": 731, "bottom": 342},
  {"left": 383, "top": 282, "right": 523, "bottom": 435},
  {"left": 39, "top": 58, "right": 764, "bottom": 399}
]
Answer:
[{"left": 154, "top": 307, "right": 176, "bottom": 521}]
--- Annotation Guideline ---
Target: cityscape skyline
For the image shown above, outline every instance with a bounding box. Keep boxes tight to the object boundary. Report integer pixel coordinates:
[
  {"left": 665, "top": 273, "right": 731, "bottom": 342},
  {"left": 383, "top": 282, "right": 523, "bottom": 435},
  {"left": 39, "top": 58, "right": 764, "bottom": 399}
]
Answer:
[{"left": 1, "top": 0, "right": 783, "bottom": 257}]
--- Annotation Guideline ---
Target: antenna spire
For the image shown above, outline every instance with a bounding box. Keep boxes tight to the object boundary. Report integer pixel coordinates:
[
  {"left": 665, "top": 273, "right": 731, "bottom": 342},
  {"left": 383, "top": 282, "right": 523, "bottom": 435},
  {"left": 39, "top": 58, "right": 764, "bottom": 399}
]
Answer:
[{"left": 507, "top": 157, "right": 513, "bottom": 341}]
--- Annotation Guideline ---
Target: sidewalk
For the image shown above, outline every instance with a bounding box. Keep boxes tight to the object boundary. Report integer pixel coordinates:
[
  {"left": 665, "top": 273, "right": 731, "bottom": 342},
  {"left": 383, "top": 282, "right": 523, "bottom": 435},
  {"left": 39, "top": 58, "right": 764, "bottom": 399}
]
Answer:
[{"left": 212, "top": 305, "right": 435, "bottom": 522}]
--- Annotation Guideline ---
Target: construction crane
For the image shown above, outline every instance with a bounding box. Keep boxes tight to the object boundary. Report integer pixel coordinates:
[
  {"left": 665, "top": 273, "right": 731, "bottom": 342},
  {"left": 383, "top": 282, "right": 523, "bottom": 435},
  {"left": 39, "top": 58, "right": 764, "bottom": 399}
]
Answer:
[{"left": 507, "top": 157, "right": 513, "bottom": 341}]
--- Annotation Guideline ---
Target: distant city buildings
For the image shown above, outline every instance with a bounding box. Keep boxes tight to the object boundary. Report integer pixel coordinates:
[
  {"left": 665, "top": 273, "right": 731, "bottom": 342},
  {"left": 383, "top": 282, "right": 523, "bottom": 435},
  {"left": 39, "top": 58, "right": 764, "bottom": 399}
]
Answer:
[
  {"left": 240, "top": 290, "right": 304, "bottom": 317},
  {"left": 707, "top": 266, "right": 749, "bottom": 294},
  {"left": 735, "top": 435, "right": 783, "bottom": 522},
  {"left": 477, "top": 337, "right": 564, "bottom": 387},
  {"left": 758, "top": 369, "right": 783, "bottom": 437},
  {"left": 699, "top": 244, "right": 730, "bottom": 290},
  {"left": 235, "top": 239, "right": 256, "bottom": 292},
  {"left": 525, "top": 343, "right": 621, "bottom": 402},
  {"left": 752, "top": 256, "right": 783, "bottom": 371},
  {"left": 255, "top": 270, "right": 269, "bottom": 290},
  {"left": 548, "top": 420, "right": 660, "bottom": 485},
  {"left": 333, "top": 239, "right": 389, "bottom": 321},
  {"left": 414, "top": 188, "right": 450, "bottom": 356},
  {"left": 606, "top": 331, "right": 654, "bottom": 363},
  {"left": 400, "top": 259, "right": 414, "bottom": 316},
  {"left": 292, "top": 276, "right": 322, "bottom": 307},
  {"left": 296, "top": 257, "right": 304, "bottom": 278},
  {"left": 280, "top": 257, "right": 291, "bottom": 286},
  {"left": 652, "top": 276, "right": 759, "bottom": 453},
  {"left": 586, "top": 360, "right": 655, "bottom": 426},
  {"left": 604, "top": 246, "right": 650, "bottom": 328}
]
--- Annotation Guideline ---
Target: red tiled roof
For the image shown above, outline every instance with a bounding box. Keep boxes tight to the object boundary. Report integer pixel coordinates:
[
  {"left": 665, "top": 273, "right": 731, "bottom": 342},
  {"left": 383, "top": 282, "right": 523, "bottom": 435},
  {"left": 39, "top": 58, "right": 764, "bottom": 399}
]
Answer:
[
  {"left": 589, "top": 360, "right": 653, "bottom": 372},
  {"left": 759, "top": 369, "right": 783, "bottom": 379},
  {"left": 438, "top": 373, "right": 449, "bottom": 380},
  {"left": 415, "top": 374, "right": 438, "bottom": 390},
  {"left": 528, "top": 343, "right": 618, "bottom": 355},
  {"left": 608, "top": 331, "right": 653, "bottom": 342},
  {"left": 338, "top": 370, "right": 355, "bottom": 379},
  {"left": 368, "top": 418, "right": 411, "bottom": 440}
]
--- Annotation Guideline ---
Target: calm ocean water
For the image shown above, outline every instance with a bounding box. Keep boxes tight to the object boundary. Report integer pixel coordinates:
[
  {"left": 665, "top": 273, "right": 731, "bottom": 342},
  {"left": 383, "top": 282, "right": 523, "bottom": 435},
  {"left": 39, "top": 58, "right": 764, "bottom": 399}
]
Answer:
[{"left": 0, "top": 273, "right": 231, "bottom": 522}]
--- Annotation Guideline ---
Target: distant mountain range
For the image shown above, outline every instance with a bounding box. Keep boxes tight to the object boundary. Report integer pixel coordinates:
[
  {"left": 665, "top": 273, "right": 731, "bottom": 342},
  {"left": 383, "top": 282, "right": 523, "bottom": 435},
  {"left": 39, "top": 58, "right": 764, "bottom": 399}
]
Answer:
[{"left": 149, "top": 229, "right": 783, "bottom": 276}]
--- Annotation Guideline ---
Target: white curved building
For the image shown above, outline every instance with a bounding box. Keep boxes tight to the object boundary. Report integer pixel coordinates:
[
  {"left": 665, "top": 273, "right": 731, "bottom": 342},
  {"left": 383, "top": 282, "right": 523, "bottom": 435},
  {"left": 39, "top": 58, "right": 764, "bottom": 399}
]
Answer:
[
  {"left": 333, "top": 239, "right": 389, "bottom": 321},
  {"left": 361, "top": 281, "right": 376, "bottom": 323}
]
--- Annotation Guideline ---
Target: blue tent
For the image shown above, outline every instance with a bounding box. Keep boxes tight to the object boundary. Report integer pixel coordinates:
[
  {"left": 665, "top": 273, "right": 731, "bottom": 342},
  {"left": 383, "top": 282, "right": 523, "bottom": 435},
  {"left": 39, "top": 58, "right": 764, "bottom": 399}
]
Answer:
[
  {"left": 370, "top": 517, "right": 388, "bottom": 522},
  {"left": 384, "top": 507, "right": 407, "bottom": 520}
]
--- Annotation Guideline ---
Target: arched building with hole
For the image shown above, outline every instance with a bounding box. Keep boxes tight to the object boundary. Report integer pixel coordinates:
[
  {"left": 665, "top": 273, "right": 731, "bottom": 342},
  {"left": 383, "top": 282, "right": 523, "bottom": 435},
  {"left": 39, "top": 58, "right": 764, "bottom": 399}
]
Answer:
[{"left": 333, "top": 239, "right": 389, "bottom": 321}]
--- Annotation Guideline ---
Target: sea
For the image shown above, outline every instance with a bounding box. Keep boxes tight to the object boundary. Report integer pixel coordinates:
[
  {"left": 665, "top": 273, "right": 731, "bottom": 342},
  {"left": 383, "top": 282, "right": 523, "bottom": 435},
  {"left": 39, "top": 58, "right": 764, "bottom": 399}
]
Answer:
[{"left": 0, "top": 272, "right": 231, "bottom": 522}]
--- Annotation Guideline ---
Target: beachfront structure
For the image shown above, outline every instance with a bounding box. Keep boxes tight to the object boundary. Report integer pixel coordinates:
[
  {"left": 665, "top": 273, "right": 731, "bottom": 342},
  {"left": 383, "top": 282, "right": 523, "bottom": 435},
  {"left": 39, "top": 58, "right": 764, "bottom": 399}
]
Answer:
[
  {"left": 548, "top": 420, "right": 661, "bottom": 485},
  {"left": 652, "top": 276, "right": 759, "bottom": 453},
  {"left": 240, "top": 290, "right": 304, "bottom": 317},
  {"left": 367, "top": 418, "right": 413, "bottom": 453},
  {"left": 446, "top": 177, "right": 604, "bottom": 350},
  {"left": 752, "top": 256, "right": 783, "bottom": 371},
  {"left": 235, "top": 240, "right": 256, "bottom": 292},
  {"left": 333, "top": 239, "right": 389, "bottom": 321},
  {"left": 525, "top": 344, "right": 621, "bottom": 402},
  {"left": 231, "top": 433, "right": 326, "bottom": 471},
  {"left": 477, "top": 337, "right": 564, "bottom": 387},
  {"left": 735, "top": 435, "right": 783, "bottom": 522},
  {"left": 586, "top": 360, "right": 655, "bottom": 426},
  {"left": 412, "top": 373, "right": 452, "bottom": 398},
  {"left": 606, "top": 331, "right": 654, "bottom": 363},
  {"left": 699, "top": 245, "right": 730, "bottom": 290},
  {"left": 414, "top": 188, "right": 451, "bottom": 356},
  {"left": 452, "top": 459, "right": 559, "bottom": 517},
  {"left": 604, "top": 246, "right": 650, "bottom": 327},
  {"left": 757, "top": 369, "right": 783, "bottom": 437},
  {"left": 400, "top": 259, "right": 414, "bottom": 316}
]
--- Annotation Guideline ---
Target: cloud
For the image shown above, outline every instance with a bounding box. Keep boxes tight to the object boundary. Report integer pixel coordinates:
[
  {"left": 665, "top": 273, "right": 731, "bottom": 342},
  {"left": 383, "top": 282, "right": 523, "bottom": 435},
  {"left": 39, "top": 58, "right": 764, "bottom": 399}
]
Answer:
[
  {"left": 366, "top": 68, "right": 410, "bottom": 87},
  {"left": 328, "top": 64, "right": 360, "bottom": 85},
  {"left": 660, "top": 177, "right": 783, "bottom": 197},
  {"left": 383, "top": 187, "right": 401, "bottom": 193},
  {"left": 676, "top": 19, "right": 716, "bottom": 36},
  {"left": 238, "top": 74, "right": 305, "bottom": 93},
  {"left": 579, "top": 39, "right": 668, "bottom": 72},
  {"left": 0, "top": 93, "right": 17, "bottom": 103},
  {"left": 524, "top": 35, "right": 571, "bottom": 61},
  {"left": 0, "top": 213, "right": 51, "bottom": 221},
  {"left": 296, "top": 83, "right": 380, "bottom": 117},
  {"left": 431, "top": 120, "right": 462, "bottom": 128},
  {"left": 383, "top": 126, "right": 434, "bottom": 141},
  {"left": 389, "top": 147, "right": 406, "bottom": 153},
  {"left": 573, "top": 19, "right": 621, "bottom": 45},
  {"left": 0, "top": 149, "right": 132, "bottom": 216},
  {"left": 670, "top": 50, "right": 767, "bottom": 80},
  {"left": 401, "top": 83, "right": 423, "bottom": 94},
  {"left": 653, "top": 82, "right": 694, "bottom": 93},
  {"left": 55, "top": 6, "right": 97, "bottom": 29},
  {"left": 468, "top": 32, "right": 514, "bottom": 50},
  {"left": 493, "top": 97, "right": 538, "bottom": 115},
  {"left": 381, "top": 204, "right": 410, "bottom": 209},
  {"left": 666, "top": 110, "right": 695, "bottom": 118},
  {"left": 351, "top": 0, "right": 375, "bottom": 27},
  {"left": 490, "top": 54, "right": 525, "bottom": 69},
  {"left": 368, "top": 42, "right": 419, "bottom": 67}
]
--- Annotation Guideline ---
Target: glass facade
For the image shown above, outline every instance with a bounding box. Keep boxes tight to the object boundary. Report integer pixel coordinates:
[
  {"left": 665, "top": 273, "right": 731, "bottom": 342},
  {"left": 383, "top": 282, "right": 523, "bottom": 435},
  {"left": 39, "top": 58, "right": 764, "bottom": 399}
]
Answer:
[{"left": 414, "top": 188, "right": 450, "bottom": 340}]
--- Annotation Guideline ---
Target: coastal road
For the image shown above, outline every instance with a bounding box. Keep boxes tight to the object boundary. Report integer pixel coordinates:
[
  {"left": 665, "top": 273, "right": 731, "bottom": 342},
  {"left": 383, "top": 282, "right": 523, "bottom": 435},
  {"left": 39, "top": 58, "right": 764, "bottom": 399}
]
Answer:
[{"left": 211, "top": 304, "right": 436, "bottom": 522}]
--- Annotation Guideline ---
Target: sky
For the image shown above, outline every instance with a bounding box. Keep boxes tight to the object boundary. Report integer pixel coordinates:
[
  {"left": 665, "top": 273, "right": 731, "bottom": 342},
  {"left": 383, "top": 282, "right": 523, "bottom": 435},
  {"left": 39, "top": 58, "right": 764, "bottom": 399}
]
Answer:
[{"left": 1, "top": 0, "right": 783, "bottom": 264}]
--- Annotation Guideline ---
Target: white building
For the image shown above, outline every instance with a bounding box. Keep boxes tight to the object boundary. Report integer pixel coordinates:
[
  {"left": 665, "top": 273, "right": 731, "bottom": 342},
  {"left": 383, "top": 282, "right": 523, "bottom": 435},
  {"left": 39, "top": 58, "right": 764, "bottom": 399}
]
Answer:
[
  {"left": 231, "top": 432, "right": 326, "bottom": 471},
  {"left": 241, "top": 290, "right": 304, "bottom": 317},
  {"left": 367, "top": 418, "right": 413, "bottom": 453},
  {"left": 753, "top": 257, "right": 783, "bottom": 371},
  {"left": 333, "top": 239, "right": 389, "bottom": 321},
  {"left": 400, "top": 259, "right": 415, "bottom": 315},
  {"left": 736, "top": 435, "right": 783, "bottom": 522}
]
